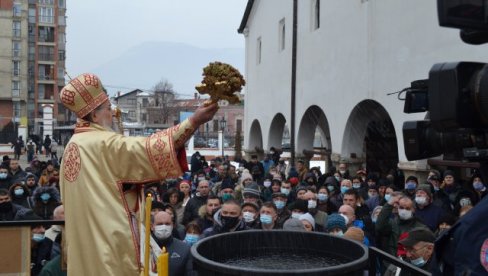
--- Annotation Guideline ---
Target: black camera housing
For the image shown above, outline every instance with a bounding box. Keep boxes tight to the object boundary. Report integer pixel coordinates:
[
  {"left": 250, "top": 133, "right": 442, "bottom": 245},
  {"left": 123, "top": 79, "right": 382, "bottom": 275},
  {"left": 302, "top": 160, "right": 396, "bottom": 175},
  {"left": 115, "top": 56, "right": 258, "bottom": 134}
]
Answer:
[{"left": 403, "top": 0, "right": 488, "bottom": 161}]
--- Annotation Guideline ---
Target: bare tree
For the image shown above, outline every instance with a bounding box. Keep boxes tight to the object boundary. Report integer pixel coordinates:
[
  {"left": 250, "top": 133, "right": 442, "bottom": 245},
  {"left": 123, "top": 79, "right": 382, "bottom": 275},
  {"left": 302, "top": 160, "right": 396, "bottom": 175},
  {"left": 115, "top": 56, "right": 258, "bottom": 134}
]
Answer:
[{"left": 152, "top": 78, "right": 176, "bottom": 124}]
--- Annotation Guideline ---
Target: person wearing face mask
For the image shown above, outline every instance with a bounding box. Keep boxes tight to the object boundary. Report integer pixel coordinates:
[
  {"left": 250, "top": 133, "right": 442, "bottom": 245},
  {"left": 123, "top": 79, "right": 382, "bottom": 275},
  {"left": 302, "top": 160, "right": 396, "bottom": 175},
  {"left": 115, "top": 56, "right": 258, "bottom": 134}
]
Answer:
[
  {"left": 0, "top": 188, "right": 31, "bottom": 221},
  {"left": 272, "top": 192, "right": 291, "bottom": 227},
  {"left": 241, "top": 202, "right": 260, "bottom": 228},
  {"left": 150, "top": 211, "right": 193, "bottom": 276},
  {"left": 260, "top": 177, "right": 275, "bottom": 202},
  {"left": 257, "top": 202, "right": 280, "bottom": 230},
  {"left": 398, "top": 228, "right": 436, "bottom": 272},
  {"left": 469, "top": 175, "right": 487, "bottom": 204},
  {"left": 337, "top": 162, "right": 350, "bottom": 180},
  {"left": 288, "top": 199, "right": 308, "bottom": 221},
  {"left": 326, "top": 213, "right": 347, "bottom": 237},
  {"left": 183, "top": 222, "right": 201, "bottom": 247},
  {"left": 9, "top": 182, "right": 33, "bottom": 209},
  {"left": 303, "top": 190, "right": 328, "bottom": 231},
  {"left": 280, "top": 181, "right": 294, "bottom": 202},
  {"left": 317, "top": 185, "right": 337, "bottom": 214},
  {"left": 202, "top": 199, "right": 248, "bottom": 238},
  {"left": 453, "top": 190, "right": 476, "bottom": 217},
  {"left": 414, "top": 185, "right": 445, "bottom": 232},
  {"left": 218, "top": 178, "right": 235, "bottom": 203},
  {"left": 375, "top": 193, "right": 428, "bottom": 257},
  {"left": 30, "top": 221, "right": 52, "bottom": 276},
  {"left": 402, "top": 176, "right": 419, "bottom": 200},
  {"left": 330, "top": 179, "right": 352, "bottom": 210},
  {"left": 33, "top": 186, "right": 60, "bottom": 220},
  {"left": 0, "top": 165, "right": 12, "bottom": 191}
]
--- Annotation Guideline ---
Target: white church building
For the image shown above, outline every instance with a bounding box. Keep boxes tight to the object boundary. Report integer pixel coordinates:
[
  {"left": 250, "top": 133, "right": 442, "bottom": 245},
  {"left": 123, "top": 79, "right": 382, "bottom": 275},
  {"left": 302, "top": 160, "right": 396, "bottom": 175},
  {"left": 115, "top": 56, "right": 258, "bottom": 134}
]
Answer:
[{"left": 237, "top": 0, "right": 488, "bottom": 176}]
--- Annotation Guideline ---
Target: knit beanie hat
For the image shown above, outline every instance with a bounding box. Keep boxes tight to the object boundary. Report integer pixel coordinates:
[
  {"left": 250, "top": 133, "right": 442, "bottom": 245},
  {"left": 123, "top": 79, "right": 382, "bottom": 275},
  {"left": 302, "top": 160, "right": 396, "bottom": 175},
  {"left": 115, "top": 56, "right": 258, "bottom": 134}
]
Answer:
[
  {"left": 283, "top": 218, "right": 306, "bottom": 231},
  {"left": 240, "top": 170, "right": 253, "bottom": 183},
  {"left": 327, "top": 213, "right": 347, "bottom": 232},
  {"left": 299, "top": 213, "right": 315, "bottom": 230},
  {"left": 416, "top": 184, "right": 433, "bottom": 198},
  {"left": 344, "top": 227, "right": 364, "bottom": 242},
  {"left": 221, "top": 178, "right": 235, "bottom": 191},
  {"left": 243, "top": 182, "right": 261, "bottom": 198},
  {"left": 289, "top": 199, "right": 308, "bottom": 213},
  {"left": 443, "top": 170, "right": 454, "bottom": 179}
]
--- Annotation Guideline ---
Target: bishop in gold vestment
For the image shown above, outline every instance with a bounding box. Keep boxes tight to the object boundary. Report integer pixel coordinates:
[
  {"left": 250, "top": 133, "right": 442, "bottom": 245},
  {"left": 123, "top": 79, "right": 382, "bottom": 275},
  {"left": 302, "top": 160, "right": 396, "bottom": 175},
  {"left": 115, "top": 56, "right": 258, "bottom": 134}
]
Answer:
[{"left": 58, "top": 73, "right": 217, "bottom": 275}]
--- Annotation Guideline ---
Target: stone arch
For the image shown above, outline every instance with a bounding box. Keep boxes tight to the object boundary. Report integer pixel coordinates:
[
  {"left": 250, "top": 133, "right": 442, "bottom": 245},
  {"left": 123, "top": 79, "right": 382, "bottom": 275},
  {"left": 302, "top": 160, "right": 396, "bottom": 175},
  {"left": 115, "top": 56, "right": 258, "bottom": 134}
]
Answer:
[
  {"left": 296, "top": 105, "right": 332, "bottom": 155},
  {"left": 342, "top": 100, "right": 398, "bottom": 176},
  {"left": 268, "top": 113, "right": 287, "bottom": 150},
  {"left": 248, "top": 119, "right": 263, "bottom": 152}
]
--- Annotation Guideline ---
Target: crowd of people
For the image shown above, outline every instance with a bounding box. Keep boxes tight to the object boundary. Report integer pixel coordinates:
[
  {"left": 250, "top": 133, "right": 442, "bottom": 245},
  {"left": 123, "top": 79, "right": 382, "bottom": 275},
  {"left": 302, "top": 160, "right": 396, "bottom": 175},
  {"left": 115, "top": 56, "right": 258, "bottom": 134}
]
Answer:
[
  {"left": 0, "top": 154, "right": 63, "bottom": 275},
  {"left": 1, "top": 144, "right": 487, "bottom": 275},
  {"left": 148, "top": 149, "right": 486, "bottom": 274}
]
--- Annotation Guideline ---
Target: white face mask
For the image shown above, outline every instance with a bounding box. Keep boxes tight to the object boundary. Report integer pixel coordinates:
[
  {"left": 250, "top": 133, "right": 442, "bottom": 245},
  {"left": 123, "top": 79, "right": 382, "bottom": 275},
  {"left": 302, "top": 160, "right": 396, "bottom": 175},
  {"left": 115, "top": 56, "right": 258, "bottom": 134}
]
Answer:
[
  {"left": 415, "top": 196, "right": 427, "bottom": 206},
  {"left": 154, "top": 225, "right": 173, "bottom": 240},
  {"left": 398, "top": 209, "right": 413, "bottom": 220},
  {"left": 263, "top": 181, "right": 271, "bottom": 188},
  {"left": 291, "top": 212, "right": 302, "bottom": 219},
  {"left": 307, "top": 200, "right": 317, "bottom": 209},
  {"left": 340, "top": 214, "right": 349, "bottom": 225},
  {"left": 242, "top": 211, "right": 255, "bottom": 222}
]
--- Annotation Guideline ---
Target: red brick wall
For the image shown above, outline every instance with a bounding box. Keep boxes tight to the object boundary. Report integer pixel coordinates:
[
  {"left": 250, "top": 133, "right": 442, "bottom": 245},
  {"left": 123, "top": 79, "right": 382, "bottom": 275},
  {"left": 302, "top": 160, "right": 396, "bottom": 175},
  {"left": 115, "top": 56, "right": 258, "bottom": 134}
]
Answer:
[
  {"left": 0, "top": 101, "right": 13, "bottom": 129},
  {"left": 0, "top": 0, "right": 13, "bottom": 10}
]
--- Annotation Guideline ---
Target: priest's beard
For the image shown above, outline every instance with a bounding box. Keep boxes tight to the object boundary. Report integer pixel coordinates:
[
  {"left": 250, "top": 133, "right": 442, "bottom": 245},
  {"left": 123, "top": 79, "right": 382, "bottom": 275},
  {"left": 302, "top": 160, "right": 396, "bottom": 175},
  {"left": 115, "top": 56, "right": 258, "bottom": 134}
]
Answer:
[{"left": 98, "top": 116, "right": 116, "bottom": 132}]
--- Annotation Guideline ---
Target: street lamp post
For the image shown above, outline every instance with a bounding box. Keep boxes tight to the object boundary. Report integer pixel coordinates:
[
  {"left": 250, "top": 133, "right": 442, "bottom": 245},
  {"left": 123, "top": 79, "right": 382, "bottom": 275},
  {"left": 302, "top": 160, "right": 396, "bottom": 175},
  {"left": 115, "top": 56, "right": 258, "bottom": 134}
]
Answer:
[{"left": 219, "top": 116, "right": 227, "bottom": 158}]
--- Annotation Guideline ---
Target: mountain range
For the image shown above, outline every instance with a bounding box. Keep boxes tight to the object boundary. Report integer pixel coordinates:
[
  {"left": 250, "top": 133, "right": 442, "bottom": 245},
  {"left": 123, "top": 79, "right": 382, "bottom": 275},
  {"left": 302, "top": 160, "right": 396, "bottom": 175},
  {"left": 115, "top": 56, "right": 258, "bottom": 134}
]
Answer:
[{"left": 91, "top": 41, "right": 245, "bottom": 97}]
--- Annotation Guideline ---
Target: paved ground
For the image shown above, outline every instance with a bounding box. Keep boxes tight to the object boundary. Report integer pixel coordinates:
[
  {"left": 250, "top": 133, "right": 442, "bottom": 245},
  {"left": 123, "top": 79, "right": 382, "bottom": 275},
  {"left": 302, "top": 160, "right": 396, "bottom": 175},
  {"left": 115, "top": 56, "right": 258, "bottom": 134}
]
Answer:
[{"left": 4, "top": 148, "right": 64, "bottom": 169}]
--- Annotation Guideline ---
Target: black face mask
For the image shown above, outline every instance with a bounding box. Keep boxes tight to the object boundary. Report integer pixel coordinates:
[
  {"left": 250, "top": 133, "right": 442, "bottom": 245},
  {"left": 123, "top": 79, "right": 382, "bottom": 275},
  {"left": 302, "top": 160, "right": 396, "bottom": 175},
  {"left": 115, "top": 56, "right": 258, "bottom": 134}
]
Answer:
[
  {"left": 220, "top": 215, "right": 240, "bottom": 230},
  {"left": 0, "top": 201, "right": 12, "bottom": 212}
]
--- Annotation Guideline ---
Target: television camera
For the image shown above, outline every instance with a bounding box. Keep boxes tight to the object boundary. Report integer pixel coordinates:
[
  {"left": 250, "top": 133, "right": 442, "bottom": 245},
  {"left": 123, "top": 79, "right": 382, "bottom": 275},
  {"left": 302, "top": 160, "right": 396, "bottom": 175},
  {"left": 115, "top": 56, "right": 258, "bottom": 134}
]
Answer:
[{"left": 402, "top": 0, "right": 488, "bottom": 161}]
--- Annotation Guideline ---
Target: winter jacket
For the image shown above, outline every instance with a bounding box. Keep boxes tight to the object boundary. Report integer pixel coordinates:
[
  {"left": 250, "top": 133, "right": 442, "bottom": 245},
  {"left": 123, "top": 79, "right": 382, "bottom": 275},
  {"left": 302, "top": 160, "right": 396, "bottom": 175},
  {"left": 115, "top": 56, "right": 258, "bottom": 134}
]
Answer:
[{"left": 375, "top": 203, "right": 429, "bottom": 256}]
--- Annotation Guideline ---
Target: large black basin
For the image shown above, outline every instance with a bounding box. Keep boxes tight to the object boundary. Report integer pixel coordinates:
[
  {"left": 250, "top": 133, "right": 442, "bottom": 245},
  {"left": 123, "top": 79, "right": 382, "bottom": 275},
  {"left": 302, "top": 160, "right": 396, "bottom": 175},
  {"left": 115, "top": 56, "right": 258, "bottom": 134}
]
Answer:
[{"left": 191, "top": 230, "right": 368, "bottom": 275}]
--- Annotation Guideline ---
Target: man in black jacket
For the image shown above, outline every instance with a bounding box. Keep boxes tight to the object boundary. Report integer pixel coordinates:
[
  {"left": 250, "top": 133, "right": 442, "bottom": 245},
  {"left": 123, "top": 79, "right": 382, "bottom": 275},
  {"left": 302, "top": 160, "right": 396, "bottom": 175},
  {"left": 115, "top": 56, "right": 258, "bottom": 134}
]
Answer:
[{"left": 182, "top": 180, "right": 210, "bottom": 225}]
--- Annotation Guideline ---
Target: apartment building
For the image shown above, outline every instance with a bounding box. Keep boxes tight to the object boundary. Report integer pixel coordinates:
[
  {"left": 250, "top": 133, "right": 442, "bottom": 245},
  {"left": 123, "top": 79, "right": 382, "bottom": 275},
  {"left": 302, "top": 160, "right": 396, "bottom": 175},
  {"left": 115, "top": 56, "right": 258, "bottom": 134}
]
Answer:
[{"left": 0, "top": 0, "right": 67, "bottom": 143}]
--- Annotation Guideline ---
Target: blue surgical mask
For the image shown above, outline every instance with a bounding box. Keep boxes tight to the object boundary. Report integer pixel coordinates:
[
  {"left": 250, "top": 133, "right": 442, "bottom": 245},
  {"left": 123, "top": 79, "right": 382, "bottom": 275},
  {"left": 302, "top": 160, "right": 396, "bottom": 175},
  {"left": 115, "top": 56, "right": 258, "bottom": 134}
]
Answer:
[
  {"left": 340, "top": 186, "right": 350, "bottom": 194},
  {"left": 32, "top": 233, "right": 45, "bottom": 242},
  {"left": 405, "top": 182, "right": 416, "bottom": 190},
  {"left": 260, "top": 214, "right": 273, "bottom": 224},
  {"left": 0, "top": 173, "right": 7, "bottom": 179},
  {"left": 352, "top": 183, "right": 361, "bottom": 189},
  {"left": 372, "top": 217, "right": 377, "bottom": 223},
  {"left": 184, "top": 234, "right": 199, "bottom": 245},
  {"left": 410, "top": 256, "right": 426, "bottom": 267},
  {"left": 473, "top": 181, "right": 485, "bottom": 191},
  {"left": 327, "top": 185, "right": 335, "bottom": 192},
  {"left": 318, "top": 193, "right": 328, "bottom": 202},
  {"left": 40, "top": 193, "right": 51, "bottom": 202},
  {"left": 384, "top": 194, "right": 391, "bottom": 202},
  {"left": 280, "top": 188, "right": 290, "bottom": 196},
  {"left": 274, "top": 200, "right": 285, "bottom": 210},
  {"left": 14, "top": 189, "right": 24, "bottom": 196}
]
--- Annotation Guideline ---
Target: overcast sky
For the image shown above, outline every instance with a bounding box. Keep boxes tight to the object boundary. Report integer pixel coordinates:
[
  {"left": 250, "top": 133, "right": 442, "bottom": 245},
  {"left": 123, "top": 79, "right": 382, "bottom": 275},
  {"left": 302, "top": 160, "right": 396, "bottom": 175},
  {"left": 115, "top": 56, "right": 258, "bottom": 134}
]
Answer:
[{"left": 65, "top": 0, "right": 248, "bottom": 77}]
